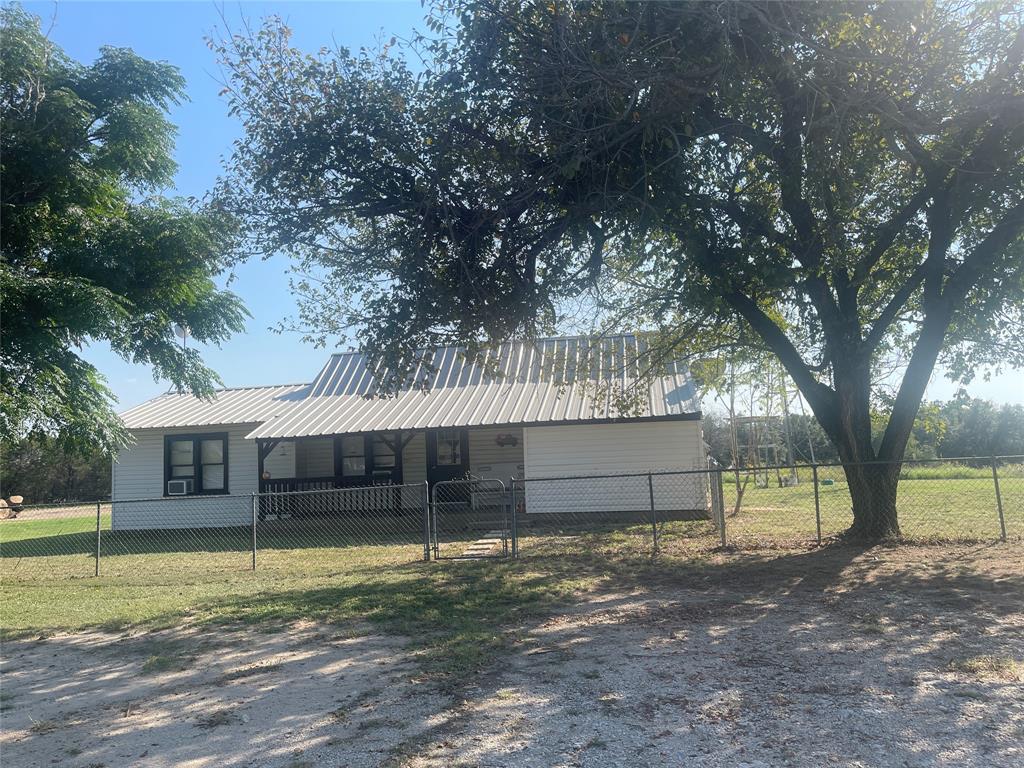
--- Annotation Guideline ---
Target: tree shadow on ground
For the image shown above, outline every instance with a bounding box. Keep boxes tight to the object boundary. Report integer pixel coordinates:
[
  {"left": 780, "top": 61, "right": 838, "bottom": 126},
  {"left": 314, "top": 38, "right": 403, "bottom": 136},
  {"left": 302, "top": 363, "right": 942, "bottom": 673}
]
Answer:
[{"left": 4, "top": 543, "right": 1021, "bottom": 767}]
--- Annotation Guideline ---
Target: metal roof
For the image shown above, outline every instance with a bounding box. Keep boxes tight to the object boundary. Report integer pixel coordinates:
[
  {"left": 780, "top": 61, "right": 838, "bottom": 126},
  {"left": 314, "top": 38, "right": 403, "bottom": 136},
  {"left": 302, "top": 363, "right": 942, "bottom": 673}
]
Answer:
[
  {"left": 118, "top": 336, "right": 700, "bottom": 437},
  {"left": 246, "top": 336, "right": 699, "bottom": 440},
  {"left": 119, "top": 384, "right": 309, "bottom": 430}
]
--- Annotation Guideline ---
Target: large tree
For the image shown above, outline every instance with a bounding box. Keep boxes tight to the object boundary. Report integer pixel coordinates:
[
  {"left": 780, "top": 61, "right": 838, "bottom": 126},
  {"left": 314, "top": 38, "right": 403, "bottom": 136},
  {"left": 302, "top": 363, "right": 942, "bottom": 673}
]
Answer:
[
  {"left": 1, "top": 4, "right": 247, "bottom": 454},
  {"left": 215, "top": 1, "right": 1024, "bottom": 539}
]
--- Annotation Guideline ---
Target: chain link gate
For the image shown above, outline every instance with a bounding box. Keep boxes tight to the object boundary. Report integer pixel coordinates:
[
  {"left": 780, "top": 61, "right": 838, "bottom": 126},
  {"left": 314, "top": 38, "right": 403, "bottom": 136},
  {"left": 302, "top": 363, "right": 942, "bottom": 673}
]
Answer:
[{"left": 431, "top": 478, "right": 510, "bottom": 559}]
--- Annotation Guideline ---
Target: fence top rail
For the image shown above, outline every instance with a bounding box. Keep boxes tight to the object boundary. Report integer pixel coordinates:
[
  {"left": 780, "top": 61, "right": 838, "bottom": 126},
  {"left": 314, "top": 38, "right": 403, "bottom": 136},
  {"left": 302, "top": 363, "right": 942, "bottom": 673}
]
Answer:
[
  {"left": 711, "top": 454, "right": 1024, "bottom": 474},
  {"left": 6, "top": 454, "right": 1021, "bottom": 510},
  {"left": 3, "top": 499, "right": 111, "bottom": 512},
  {"left": 105, "top": 491, "right": 253, "bottom": 506},
  {"left": 513, "top": 454, "right": 1024, "bottom": 485},
  {"left": 257, "top": 481, "right": 425, "bottom": 499},
  {"left": 516, "top": 468, "right": 711, "bottom": 483},
  {"left": 29, "top": 482, "right": 426, "bottom": 508},
  {"left": 433, "top": 477, "right": 506, "bottom": 490}
]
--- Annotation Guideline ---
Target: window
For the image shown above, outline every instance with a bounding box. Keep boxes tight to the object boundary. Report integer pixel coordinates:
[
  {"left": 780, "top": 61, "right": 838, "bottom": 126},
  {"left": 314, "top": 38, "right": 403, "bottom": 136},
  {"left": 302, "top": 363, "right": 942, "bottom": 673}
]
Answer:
[
  {"left": 200, "top": 438, "right": 226, "bottom": 491},
  {"left": 164, "top": 433, "right": 228, "bottom": 495},
  {"left": 372, "top": 434, "right": 396, "bottom": 469},
  {"left": 435, "top": 429, "right": 463, "bottom": 465},
  {"left": 341, "top": 435, "right": 366, "bottom": 477},
  {"left": 169, "top": 439, "right": 195, "bottom": 478}
]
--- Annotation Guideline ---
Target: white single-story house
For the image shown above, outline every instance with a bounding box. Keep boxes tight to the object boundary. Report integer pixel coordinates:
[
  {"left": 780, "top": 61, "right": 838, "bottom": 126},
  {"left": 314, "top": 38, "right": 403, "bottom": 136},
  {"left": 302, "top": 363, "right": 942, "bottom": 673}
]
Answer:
[{"left": 112, "top": 336, "right": 705, "bottom": 529}]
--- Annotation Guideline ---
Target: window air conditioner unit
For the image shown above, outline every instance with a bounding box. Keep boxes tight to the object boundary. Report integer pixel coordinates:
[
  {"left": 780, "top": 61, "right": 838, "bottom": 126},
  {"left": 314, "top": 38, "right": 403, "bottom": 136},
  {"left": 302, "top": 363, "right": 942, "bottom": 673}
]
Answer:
[{"left": 167, "top": 479, "right": 193, "bottom": 495}]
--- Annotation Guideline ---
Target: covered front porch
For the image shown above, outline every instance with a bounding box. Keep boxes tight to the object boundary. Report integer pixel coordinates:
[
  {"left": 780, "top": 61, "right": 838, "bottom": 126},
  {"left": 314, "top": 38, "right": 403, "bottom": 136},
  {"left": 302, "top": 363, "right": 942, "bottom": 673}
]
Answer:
[{"left": 254, "top": 426, "right": 526, "bottom": 494}]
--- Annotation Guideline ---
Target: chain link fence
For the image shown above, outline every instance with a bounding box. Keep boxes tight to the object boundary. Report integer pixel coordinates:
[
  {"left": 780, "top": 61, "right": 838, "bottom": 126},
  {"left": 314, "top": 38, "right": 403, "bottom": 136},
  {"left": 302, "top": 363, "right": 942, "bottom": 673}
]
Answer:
[
  {"left": 431, "top": 479, "right": 509, "bottom": 559},
  {"left": 1, "top": 457, "right": 1019, "bottom": 581},
  {"left": 716, "top": 456, "right": 1022, "bottom": 547},
  {"left": 510, "top": 469, "right": 715, "bottom": 558},
  {"left": 1, "top": 483, "right": 430, "bottom": 582}
]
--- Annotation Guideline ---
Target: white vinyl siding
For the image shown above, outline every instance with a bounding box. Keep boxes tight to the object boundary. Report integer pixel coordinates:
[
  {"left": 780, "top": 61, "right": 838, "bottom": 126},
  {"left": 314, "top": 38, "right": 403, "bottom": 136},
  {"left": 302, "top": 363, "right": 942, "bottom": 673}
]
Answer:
[
  {"left": 111, "top": 424, "right": 259, "bottom": 529},
  {"left": 468, "top": 427, "right": 524, "bottom": 481},
  {"left": 522, "top": 420, "right": 706, "bottom": 514}
]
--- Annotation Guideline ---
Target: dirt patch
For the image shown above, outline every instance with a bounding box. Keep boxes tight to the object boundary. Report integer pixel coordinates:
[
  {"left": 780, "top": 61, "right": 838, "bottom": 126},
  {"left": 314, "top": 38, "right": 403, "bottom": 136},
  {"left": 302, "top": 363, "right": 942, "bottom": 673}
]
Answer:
[
  {"left": 2, "top": 544, "right": 1021, "bottom": 767},
  {"left": 1, "top": 503, "right": 105, "bottom": 522},
  {"left": 0, "top": 623, "right": 446, "bottom": 767},
  {"left": 401, "top": 544, "right": 1024, "bottom": 767}
]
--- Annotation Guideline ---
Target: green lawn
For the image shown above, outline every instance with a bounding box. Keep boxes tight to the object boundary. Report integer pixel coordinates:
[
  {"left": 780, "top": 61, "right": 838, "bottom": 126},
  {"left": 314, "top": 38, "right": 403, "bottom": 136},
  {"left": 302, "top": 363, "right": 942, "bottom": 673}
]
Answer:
[
  {"left": 721, "top": 469, "right": 1022, "bottom": 544},
  {"left": 1, "top": 465, "right": 1018, "bottom": 680},
  {"left": 0, "top": 509, "right": 429, "bottom": 581},
  {"left": 0, "top": 519, "right": 683, "bottom": 680}
]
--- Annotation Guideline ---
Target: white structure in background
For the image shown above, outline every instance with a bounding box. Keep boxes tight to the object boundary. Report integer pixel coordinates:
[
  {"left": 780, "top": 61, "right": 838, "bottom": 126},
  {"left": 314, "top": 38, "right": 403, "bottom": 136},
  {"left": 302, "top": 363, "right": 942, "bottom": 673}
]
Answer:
[{"left": 112, "top": 336, "right": 705, "bottom": 528}]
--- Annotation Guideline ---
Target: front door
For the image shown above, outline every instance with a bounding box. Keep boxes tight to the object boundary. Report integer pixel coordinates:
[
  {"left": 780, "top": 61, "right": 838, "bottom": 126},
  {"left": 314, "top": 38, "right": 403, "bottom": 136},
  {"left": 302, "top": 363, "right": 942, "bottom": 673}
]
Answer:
[{"left": 426, "top": 429, "right": 470, "bottom": 486}]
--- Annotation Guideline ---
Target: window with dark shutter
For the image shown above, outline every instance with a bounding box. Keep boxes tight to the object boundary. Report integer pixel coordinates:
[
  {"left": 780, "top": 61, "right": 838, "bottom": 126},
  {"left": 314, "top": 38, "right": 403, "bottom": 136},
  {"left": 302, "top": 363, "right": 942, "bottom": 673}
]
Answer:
[{"left": 164, "top": 433, "right": 229, "bottom": 495}]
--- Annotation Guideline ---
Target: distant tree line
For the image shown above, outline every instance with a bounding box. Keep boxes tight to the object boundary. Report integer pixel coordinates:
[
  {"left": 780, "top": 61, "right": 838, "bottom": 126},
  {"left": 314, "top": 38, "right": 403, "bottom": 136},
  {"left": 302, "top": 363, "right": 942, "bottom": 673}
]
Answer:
[
  {"left": 1, "top": 435, "right": 110, "bottom": 504},
  {"left": 704, "top": 397, "right": 1024, "bottom": 467}
]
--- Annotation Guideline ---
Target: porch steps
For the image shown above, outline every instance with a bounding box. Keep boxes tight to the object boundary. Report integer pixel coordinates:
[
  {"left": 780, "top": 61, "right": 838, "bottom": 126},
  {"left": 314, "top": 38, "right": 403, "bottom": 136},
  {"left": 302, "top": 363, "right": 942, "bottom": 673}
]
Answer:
[{"left": 459, "top": 530, "right": 508, "bottom": 558}]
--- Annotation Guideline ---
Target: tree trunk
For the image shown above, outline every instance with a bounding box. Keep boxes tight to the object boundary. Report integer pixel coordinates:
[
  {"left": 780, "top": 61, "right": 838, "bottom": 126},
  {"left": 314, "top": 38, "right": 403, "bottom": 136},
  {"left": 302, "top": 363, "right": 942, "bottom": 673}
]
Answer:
[
  {"left": 843, "top": 461, "right": 900, "bottom": 540},
  {"left": 724, "top": 288, "right": 951, "bottom": 544},
  {"left": 825, "top": 357, "right": 905, "bottom": 540}
]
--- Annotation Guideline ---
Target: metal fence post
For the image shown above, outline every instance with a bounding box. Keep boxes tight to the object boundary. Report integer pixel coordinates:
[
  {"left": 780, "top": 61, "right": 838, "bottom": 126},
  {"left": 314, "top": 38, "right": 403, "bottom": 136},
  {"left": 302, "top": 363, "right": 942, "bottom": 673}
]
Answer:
[
  {"left": 991, "top": 457, "right": 1007, "bottom": 543},
  {"left": 647, "top": 472, "right": 659, "bottom": 554},
  {"left": 501, "top": 480, "right": 510, "bottom": 557},
  {"left": 422, "top": 481, "right": 431, "bottom": 561},
  {"left": 431, "top": 482, "right": 440, "bottom": 560},
  {"left": 812, "top": 464, "right": 822, "bottom": 545},
  {"left": 510, "top": 478, "right": 519, "bottom": 559},
  {"left": 251, "top": 493, "right": 257, "bottom": 571},
  {"left": 95, "top": 501, "right": 102, "bottom": 577},
  {"left": 717, "top": 466, "right": 727, "bottom": 548}
]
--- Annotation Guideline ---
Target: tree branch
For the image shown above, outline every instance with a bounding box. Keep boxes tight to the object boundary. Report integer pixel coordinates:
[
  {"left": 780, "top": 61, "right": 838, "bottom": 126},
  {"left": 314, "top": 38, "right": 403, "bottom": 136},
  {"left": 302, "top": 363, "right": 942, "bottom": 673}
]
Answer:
[
  {"left": 723, "top": 290, "right": 840, "bottom": 439},
  {"left": 862, "top": 262, "right": 929, "bottom": 353},
  {"left": 853, "top": 186, "right": 932, "bottom": 284},
  {"left": 943, "top": 198, "right": 1024, "bottom": 307}
]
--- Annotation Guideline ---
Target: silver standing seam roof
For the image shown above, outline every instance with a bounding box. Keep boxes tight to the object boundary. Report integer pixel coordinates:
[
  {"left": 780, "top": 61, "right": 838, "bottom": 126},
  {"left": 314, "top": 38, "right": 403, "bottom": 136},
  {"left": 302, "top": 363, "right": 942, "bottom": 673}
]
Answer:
[
  {"left": 119, "top": 336, "right": 700, "bottom": 438},
  {"left": 119, "top": 384, "right": 308, "bottom": 430}
]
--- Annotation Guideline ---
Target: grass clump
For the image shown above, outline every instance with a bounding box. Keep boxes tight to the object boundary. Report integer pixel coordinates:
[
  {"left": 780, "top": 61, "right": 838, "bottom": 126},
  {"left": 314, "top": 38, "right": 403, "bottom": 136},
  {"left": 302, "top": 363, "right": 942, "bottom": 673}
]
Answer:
[
  {"left": 141, "top": 655, "right": 181, "bottom": 674},
  {"left": 195, "top": 709, "right": 240, "bottom": 729},
  {"left": 949, "top": 654, "right": 1023, "bottom": 680},
  {"left": 29, "top": 718, "right": 60, "bottom": 734}
]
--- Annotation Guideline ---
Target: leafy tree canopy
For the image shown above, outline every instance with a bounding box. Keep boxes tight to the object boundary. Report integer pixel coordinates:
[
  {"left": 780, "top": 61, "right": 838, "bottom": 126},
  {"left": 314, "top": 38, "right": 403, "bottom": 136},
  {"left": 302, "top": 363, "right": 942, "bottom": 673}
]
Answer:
[
  {"left": 1, "top": 4, "right": 248, "bottom": 454},
  {"left": 214, "top": 1, "right": 1023, "bottom": 538}
]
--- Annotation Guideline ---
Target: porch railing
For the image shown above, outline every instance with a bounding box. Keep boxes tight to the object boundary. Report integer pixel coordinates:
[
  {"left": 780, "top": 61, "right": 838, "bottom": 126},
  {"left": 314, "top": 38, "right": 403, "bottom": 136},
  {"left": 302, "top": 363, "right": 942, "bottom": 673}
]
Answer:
[
  {"left": 259, "top": 476, "right": 340, "bottom": 494},
  {"left": 258, "top": 475, "right": 396, "bottom": 494}
]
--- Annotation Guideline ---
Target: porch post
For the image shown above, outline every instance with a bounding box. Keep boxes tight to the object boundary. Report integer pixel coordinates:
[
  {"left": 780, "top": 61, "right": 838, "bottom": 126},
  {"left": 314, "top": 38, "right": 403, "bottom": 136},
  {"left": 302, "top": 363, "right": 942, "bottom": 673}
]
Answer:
[
  {"left": 422, "top": 480, "right": 431, "bottom": 561},
  {"left": 332, "top": 435, "right": 344, "bottom": 483},
  {"left": 394, "top": 430, "right": 404, "bottom": 481},
  {"left": 257, "top": 439, "right": 266, "bottom": 493}
]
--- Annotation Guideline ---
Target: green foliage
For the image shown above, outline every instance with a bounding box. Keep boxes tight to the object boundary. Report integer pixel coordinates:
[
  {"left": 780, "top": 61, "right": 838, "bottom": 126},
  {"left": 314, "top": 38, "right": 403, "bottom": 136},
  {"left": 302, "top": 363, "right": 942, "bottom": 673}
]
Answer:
[
  {"left": 705, "top": 396, "right": 1024, "bottom": 465},
  {"left": 213, "top": 1, "right": 1023, "bottom": 535},
  {"left": 0, "top": 4, "right": 248, "bottom": 454},
  {"left": 0, "top": 434, "right": 110, "bottom": 502},
  {"left": 215, "top": 2, "right": 1021, "bottom": 404},
  {"left": 932, "top": 397, "right": 1024, "bottom": 458}
]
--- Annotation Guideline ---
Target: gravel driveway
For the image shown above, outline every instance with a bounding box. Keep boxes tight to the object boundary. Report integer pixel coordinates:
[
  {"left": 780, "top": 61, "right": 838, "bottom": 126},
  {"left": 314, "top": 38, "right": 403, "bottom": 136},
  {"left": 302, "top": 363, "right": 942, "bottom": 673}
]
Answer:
[{"left": 2, "top": 545, "right": 1021, "bottom": 767}]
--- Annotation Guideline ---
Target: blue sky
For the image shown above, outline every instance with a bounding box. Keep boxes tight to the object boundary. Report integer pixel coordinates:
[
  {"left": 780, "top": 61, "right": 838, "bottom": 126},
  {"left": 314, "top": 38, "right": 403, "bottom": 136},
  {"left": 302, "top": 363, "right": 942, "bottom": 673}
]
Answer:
[
  {"left": 27, "top": 1, "right": 428, "bottom": 407},
  {"left": 24, "top": 1, "right": 1024, "bottom": 409}
]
